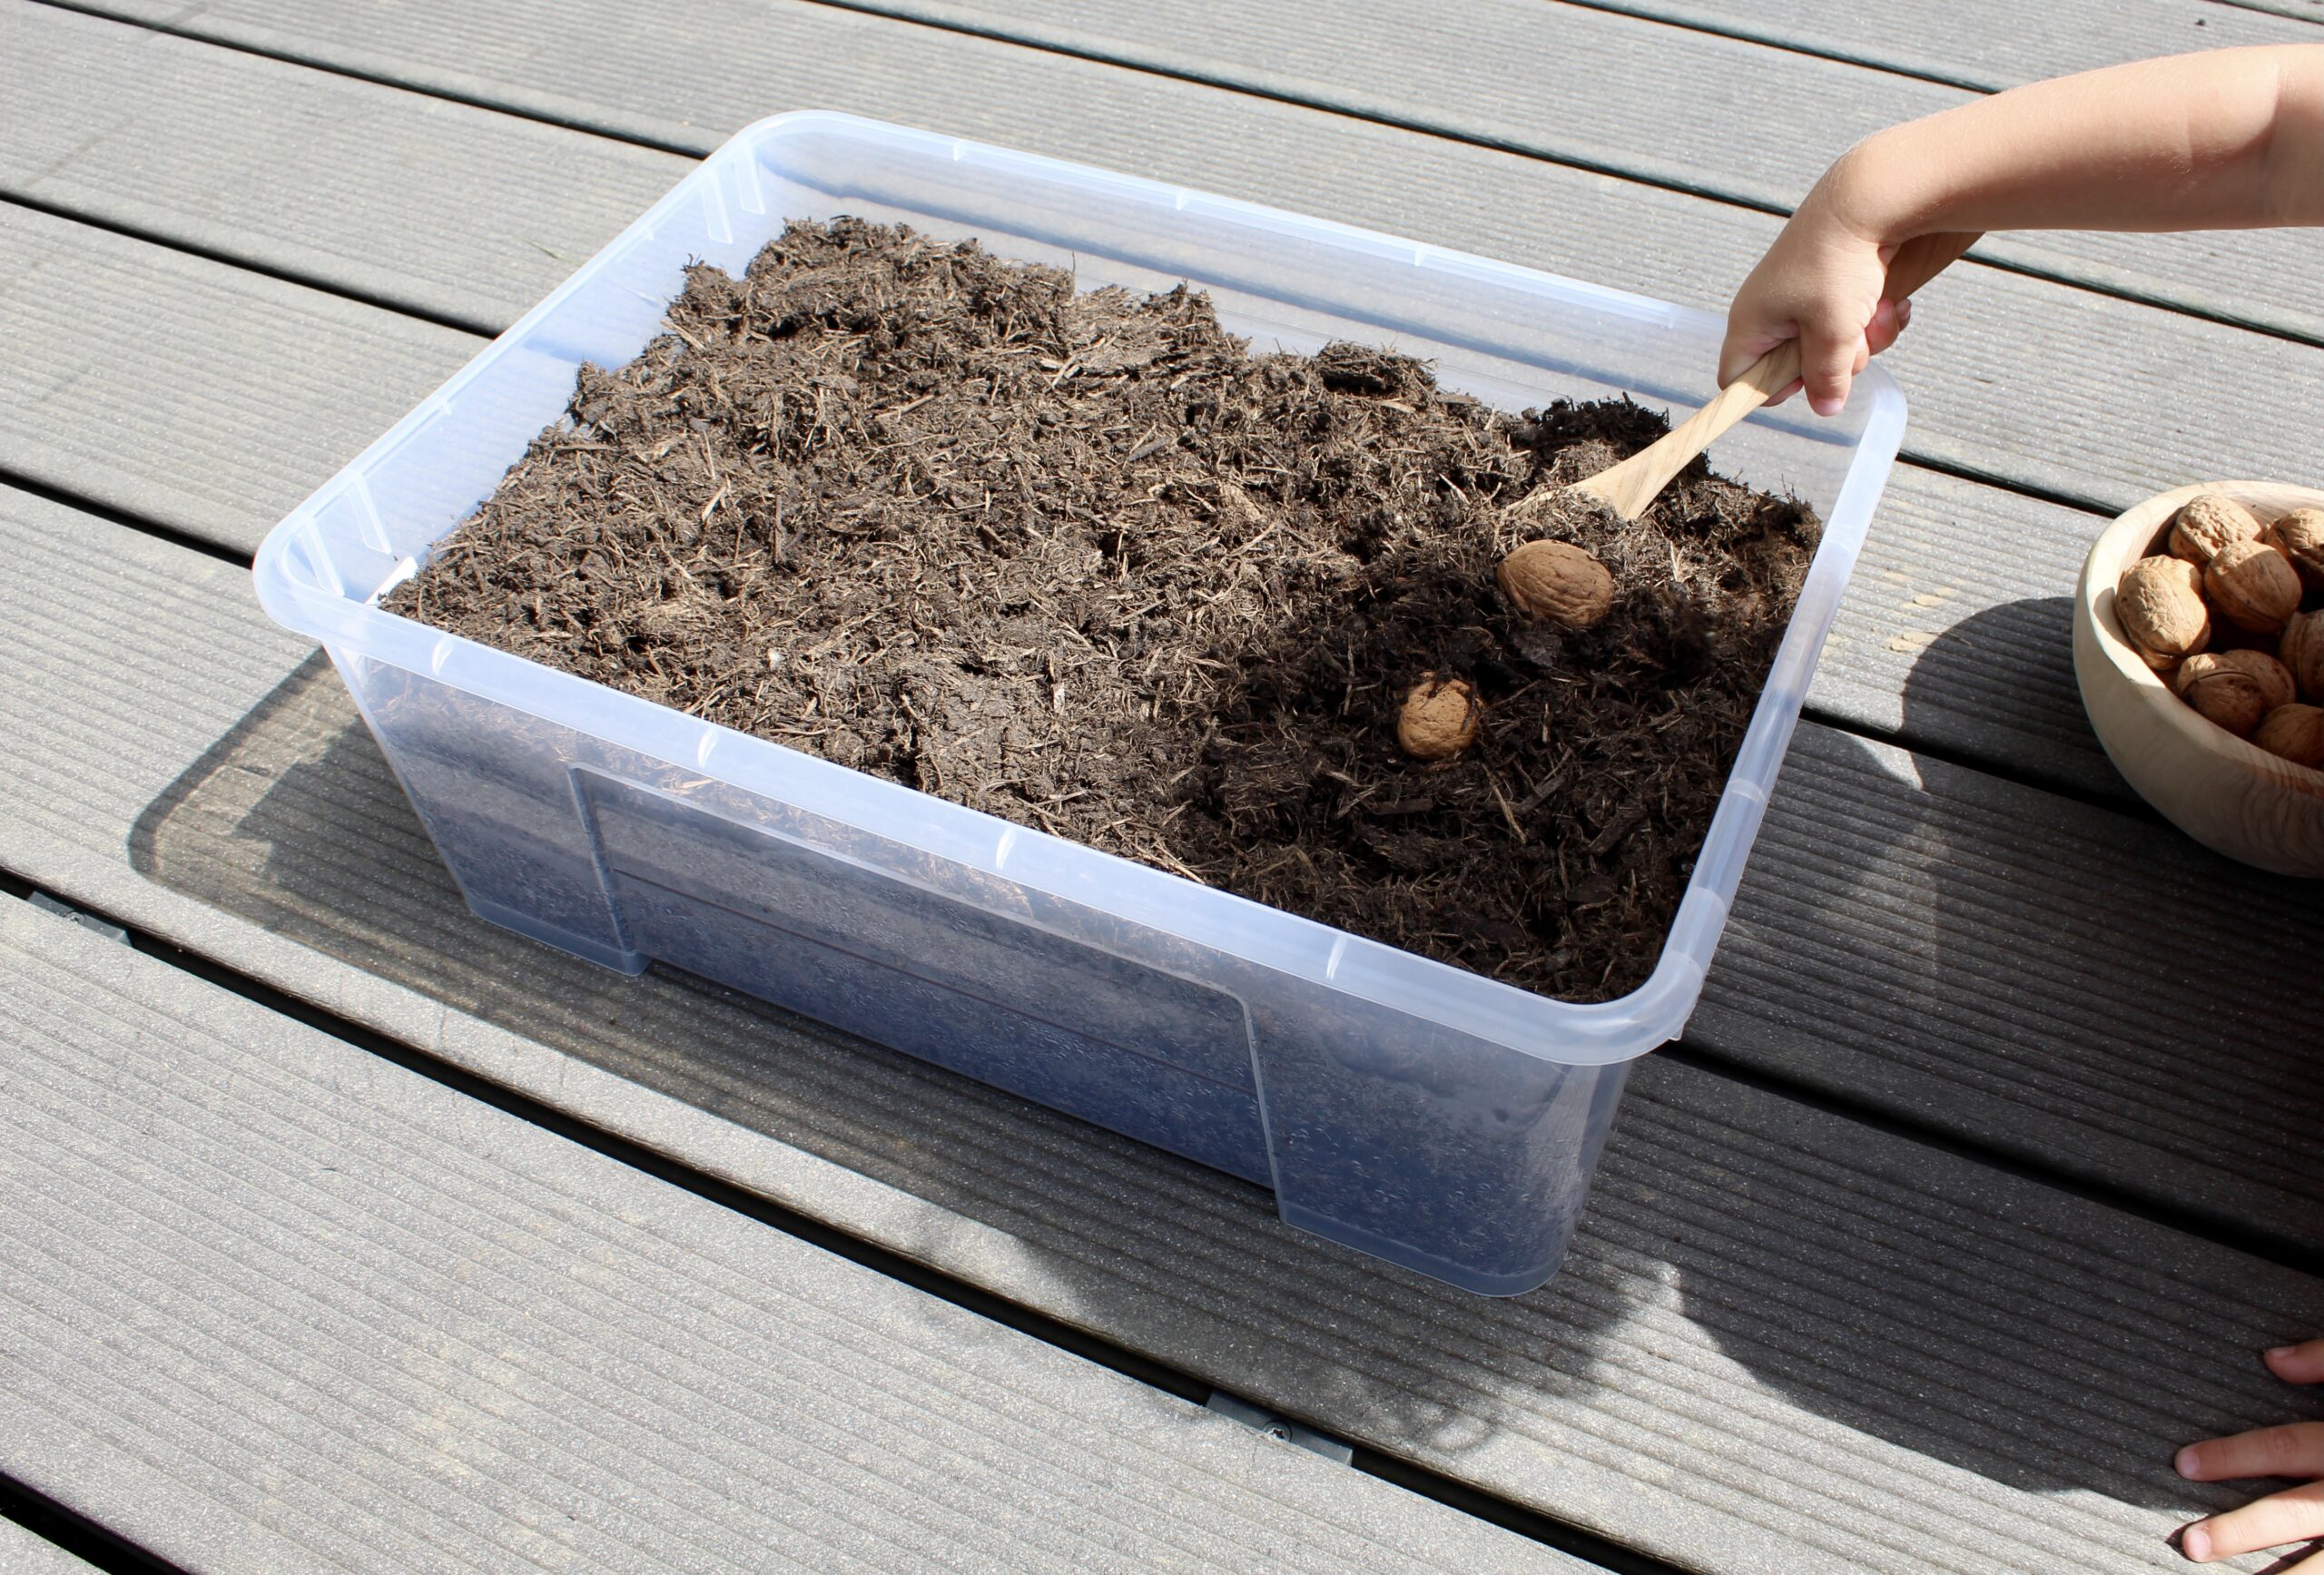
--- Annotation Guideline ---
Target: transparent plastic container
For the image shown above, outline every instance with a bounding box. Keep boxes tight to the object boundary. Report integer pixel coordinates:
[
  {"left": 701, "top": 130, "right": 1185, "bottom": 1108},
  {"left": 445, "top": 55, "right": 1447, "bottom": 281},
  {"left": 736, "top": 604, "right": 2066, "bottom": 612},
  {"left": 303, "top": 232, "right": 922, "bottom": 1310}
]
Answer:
[{"left": 253, "top": 113, "right": 1904, "bottom": 1294}]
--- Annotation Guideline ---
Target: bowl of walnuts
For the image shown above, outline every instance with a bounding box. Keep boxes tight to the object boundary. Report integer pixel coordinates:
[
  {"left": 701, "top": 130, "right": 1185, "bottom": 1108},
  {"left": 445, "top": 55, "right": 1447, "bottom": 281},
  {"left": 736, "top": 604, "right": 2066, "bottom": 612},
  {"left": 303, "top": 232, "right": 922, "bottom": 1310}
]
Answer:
[{"left": 2074, "top": 479, "right": 2324, "bottom": 875}]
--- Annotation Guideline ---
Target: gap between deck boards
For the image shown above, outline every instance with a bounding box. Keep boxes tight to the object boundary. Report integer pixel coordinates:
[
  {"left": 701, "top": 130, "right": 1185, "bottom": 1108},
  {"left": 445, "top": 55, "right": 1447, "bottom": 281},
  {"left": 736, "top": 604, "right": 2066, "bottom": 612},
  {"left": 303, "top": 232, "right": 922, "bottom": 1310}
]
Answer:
[{"left": 0, "top": 1477, "right": 158, "bottom": 1574}]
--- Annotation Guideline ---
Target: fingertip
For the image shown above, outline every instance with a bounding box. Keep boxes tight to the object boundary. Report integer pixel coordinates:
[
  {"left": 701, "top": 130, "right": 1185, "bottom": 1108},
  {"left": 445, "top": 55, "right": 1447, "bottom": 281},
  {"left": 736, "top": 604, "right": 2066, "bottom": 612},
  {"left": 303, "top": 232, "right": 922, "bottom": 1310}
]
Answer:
[
  {"left": 1864, "top": 299, "right": 1905, "bottom": 356},
  {"left": 2264, "top": 1339, "right": 2324, "bottom": 1380},
  {"left": 2181, "top": 1521, "right": 2212, "bottom": 1562},
  {"left": 2174, "top": 1444, "right": 2203, "bottom": 1480},
  {"left": 1807, "top": 391, "right": 1844, "bottom": 418}
]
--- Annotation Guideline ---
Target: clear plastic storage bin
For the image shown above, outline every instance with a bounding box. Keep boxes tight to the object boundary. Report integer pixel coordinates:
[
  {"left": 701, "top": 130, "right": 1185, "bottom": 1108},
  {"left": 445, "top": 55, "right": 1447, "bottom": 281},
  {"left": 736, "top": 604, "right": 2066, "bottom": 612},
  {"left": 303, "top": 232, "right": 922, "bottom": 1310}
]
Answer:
[{"left": 254, "top": 113, "right": 1904, "bottom": 1294}]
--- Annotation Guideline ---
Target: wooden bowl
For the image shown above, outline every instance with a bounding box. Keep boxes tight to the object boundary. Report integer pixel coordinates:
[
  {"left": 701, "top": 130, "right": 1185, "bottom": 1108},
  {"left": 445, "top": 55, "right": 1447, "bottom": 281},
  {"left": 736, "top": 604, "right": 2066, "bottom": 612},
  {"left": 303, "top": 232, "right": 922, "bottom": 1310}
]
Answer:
[{"left": 2074, "top": 479, "right": 2324, "bottom": 875}]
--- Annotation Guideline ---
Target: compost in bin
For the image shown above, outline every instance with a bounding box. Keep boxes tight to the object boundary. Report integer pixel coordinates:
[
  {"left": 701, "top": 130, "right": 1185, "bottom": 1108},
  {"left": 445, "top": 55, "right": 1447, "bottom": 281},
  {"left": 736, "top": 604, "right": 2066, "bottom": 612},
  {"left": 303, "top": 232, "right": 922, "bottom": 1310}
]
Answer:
[{"left": 389, "top": 217, "right": 1822, "bottom": 1002}]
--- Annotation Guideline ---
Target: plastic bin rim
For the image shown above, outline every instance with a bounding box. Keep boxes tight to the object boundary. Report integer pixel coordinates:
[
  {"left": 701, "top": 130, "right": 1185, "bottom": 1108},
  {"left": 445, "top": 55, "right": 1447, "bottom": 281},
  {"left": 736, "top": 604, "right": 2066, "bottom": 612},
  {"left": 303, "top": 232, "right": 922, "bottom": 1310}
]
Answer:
[{"left": 250, "top": 108, "right": 1905, "bottom": 1068}]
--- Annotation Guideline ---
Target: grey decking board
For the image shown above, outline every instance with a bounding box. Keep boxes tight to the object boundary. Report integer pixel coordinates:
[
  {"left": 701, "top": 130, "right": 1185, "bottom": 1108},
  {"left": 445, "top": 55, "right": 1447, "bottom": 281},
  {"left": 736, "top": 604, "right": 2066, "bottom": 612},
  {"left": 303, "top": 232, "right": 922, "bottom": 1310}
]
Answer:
[
  {"left": 0, "top": 205, "right": 468, "bottom": 547},
  {"left": 1700, "top": 724, "right": 2324, "bottom": 1234},
  {"left": 0, "top": 1519, "right": 99, "bottom": 1575},
  {"left": 801, "top": 0, "right": 2324, "bottom": 345},
  {"left": 2, "top": 487, "right": 2317, "bottom": 1572},
  {"left": 0, "top": 0, "right": 688, "bottom": 331},
  {"left": 1561, "top": 0, "right": 2311, "bottom": 91},
  {"left": 1, "top": 897, "right": 1589, "bottom": 1575},
  {"left": 29, "top": 0, "right": 2324, "bottom": 512},
  {"left": 1807, "top": 463, "right": 2123, "bottom": 803}
]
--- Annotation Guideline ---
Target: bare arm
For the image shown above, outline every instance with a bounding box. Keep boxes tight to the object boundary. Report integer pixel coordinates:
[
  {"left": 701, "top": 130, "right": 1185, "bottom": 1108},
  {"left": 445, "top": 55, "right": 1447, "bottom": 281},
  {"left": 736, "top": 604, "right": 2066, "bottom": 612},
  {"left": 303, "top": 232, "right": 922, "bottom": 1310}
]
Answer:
[{"left": 1723, "top": 45, "right": 2324, "bottom": 413}]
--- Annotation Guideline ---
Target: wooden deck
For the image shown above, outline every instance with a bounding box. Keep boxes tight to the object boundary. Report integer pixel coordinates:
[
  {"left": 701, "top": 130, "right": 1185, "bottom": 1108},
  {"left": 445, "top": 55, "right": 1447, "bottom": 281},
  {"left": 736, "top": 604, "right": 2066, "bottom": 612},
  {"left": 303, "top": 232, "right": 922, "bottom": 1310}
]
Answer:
[{"left": 3, "top": 2, "right": 2321, "bottom": 1570}]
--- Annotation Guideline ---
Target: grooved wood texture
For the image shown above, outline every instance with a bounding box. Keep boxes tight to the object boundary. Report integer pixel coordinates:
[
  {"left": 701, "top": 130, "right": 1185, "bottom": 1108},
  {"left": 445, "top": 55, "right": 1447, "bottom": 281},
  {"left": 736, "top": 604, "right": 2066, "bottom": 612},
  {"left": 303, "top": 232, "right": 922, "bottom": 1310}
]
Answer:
[
  {"left": 1808, "top": 464, "right": 2120, "bottom": 802},
  {"left": 0, "top": 0, "right": 684, "bottom": 331},
  {"left": 0, "top": 1518, "right": 99, "bottom": 1575},
  {"left": 36, "top": 0, "right": 2324, "bottom": 511},
  {"left": 1700, "top": 724, "right": 2324, "bottom": 1251},
  {"left": 0, "top": 206, "right": 466, "bottom": 544},
  {"left": 813, "top": 0, "right": 2324, "bottom": 345},
  {"left": 1563, "top": 0, "right": 2315, "bottom": 91},
  {"left": 71, "top": 0, "right": 2324, "bottom": 345},
  {"left": 2, "top": 485, "right": 2318, "bottom": 1571},
  {"left": 0, "top": 899, "right": 1586, "bottom": 1575}
]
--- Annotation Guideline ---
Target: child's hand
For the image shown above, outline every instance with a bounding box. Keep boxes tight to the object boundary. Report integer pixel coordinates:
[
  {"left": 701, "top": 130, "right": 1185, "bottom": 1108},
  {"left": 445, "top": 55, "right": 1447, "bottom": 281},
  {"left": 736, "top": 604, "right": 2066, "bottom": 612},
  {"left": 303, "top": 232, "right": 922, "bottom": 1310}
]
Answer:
[
  {"left": 1719, "top": 153, "right": 1916, "bottom": 417},
  {"left": 2175, "top": 1340, "right": 2324, "bottom": 1564}
]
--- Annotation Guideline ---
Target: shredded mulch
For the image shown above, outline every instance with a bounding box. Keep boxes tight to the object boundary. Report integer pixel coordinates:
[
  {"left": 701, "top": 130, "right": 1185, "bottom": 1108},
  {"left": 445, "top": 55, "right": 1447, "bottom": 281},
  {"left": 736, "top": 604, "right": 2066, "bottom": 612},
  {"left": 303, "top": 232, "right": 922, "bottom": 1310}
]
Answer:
[{"left": 389, "top": 218, "right": 1820, "bottom": 1001}]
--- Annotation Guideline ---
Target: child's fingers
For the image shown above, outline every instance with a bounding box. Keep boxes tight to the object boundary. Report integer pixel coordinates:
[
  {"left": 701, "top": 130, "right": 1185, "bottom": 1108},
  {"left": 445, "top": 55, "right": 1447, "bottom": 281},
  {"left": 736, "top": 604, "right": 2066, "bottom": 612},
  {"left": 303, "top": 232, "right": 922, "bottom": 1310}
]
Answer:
[
  {"left": 2177, "top": 1478, "right": 2324, "bottom": 1561},
  {"left": 1718, "top": 321, "right": 1794, "bottom": 388},
  {"left": 1758, "top": 376, "right": 1805, "bottom": 409},
  {"left": 2267, "top": 1341, "right": 2324, "bottom": 1383},
  {"left": 1864, "top": 297, "right": 1910, "bottom": 357},
  {"left": 2175, "top": 1421, "right": 2324, "bottom": 1481},
  {"left": 1797, "top": 320, "right": 1863, "bottom": 418}
]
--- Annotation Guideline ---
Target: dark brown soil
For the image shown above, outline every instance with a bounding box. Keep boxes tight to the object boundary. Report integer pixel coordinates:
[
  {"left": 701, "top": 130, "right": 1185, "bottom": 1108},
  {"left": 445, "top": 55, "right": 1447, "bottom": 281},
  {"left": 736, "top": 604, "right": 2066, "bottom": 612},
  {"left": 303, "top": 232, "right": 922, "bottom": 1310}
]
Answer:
[{"left": 390, "top": 217, "right": 1819, "bottom": 1001}]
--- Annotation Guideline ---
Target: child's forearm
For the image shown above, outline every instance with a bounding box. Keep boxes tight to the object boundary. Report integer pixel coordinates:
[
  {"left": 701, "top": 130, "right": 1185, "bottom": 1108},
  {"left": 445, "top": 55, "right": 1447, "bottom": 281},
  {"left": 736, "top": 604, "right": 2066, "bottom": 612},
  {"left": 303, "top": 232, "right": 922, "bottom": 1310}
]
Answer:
[
  {"left": 1817, "top": 45, "right": 2324, "bottom": 245},
  {"left": 1723, "top": 44, "right": 2324, "bottom": 411}
]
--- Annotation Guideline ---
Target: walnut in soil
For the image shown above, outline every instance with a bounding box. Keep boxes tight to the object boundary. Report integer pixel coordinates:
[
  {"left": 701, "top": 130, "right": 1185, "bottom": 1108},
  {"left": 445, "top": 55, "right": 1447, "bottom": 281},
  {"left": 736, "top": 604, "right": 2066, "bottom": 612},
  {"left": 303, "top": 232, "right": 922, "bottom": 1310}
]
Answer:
[
  {"left": 2116, "top": 555, "right": 2211, "bottom": 667},
  {"left": 2254, "top": 704, "right": 2324, "bottom": 768},
  {"left": 2174, "top": 649, "right": 2295, "bottom": 737},
  {"left": 2205, "top": 537, "right": 2302, "bottom": 635},
  {"left": 1497, "top": 540, "right": 1613, "bottom": 630},
  {"left": 2168, "top": 493, "right": 2265, "bottom": 565},
  {"left": 1395, "top": 674, "right": 1482, "bottom": 761}
]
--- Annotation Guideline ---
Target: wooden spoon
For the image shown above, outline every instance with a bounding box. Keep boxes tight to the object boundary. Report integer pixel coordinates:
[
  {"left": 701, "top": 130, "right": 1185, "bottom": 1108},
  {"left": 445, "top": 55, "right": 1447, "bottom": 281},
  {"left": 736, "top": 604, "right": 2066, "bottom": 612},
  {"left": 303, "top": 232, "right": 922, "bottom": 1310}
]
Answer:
[{"left": 1547, "top": 231, "right": 1981, "bottom": 523}]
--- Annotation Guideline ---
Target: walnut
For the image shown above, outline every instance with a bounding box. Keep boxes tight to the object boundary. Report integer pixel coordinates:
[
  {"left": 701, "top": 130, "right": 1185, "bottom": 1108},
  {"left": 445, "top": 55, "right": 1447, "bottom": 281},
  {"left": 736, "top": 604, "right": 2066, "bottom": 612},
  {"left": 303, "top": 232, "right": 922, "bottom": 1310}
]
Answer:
[
  {"left": 2282, "top": 609, "right": 2324, "bottom": 701},
  {"left": 1498, "top": 540, "right": 1613, "bottom": 630},
  {"left": 2114, "top": 555, "right": 2210, "bottom": 664},
  {"left": 1396, "top": 674, "right": 1482, "bottom": 761},
  {"left": 2268, "top": 507, "right": 2324, "bottom": 594},
  {"left": 2205, "top": 537, "right": 2302, "bottom": 634},
  {"left": 2253, "top": 703, "right": 2324, "bottom": 768},
  {"left": 2167, "top": 493, "right": 2264, "bottom": 565},
  {"left": 2173, "top": 649, "right": 2294, "bottom": 736}
]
